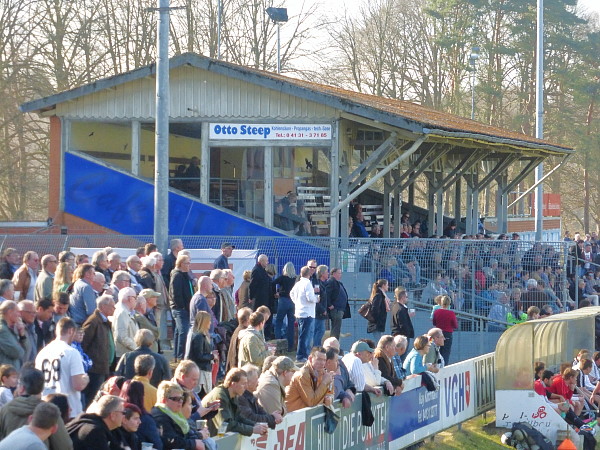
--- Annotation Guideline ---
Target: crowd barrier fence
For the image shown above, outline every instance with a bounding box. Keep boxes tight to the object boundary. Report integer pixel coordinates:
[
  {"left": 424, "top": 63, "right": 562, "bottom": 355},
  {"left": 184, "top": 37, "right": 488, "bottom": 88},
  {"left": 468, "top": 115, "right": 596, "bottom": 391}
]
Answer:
[{"left": 213, "top": 352, "right": 496, "bottom": 450}]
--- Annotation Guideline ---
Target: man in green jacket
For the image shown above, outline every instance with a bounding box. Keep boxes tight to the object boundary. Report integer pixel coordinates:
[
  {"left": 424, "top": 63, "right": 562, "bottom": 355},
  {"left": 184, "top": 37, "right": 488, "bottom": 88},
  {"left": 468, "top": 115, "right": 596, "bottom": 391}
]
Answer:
[
  {"left": 0, "top": 300, "right": 27, "bottom": 370},
  {"left": 201, "top": 368, "right": 268, "bottom": 437},
  {"left": 237, "top": 312, "right": 269, "bottom": 369},
  {"left": 0, "top": 367, "right": 72, "bottom": 450}
]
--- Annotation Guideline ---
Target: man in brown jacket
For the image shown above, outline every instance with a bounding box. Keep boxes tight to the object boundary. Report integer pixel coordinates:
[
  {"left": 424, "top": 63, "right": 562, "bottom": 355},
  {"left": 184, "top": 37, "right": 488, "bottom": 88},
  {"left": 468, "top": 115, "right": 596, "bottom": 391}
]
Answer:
[
  {"left": 12, "top": 251, "right": 39, "bottom": 301},
  {"left": 226, "top": 307, "right": 252, "bottom": 372},
  {"left": 285, "top": 346, "right": 333, "bottom": 412},
  {"left": 81, "top": 294, "right": 116, "bottom": 407}
]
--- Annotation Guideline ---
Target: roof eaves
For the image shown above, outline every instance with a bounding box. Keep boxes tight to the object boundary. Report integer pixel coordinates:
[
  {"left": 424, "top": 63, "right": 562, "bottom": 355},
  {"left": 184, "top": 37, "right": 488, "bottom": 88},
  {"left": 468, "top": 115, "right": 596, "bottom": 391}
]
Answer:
[{"left": 423, "top": 128, "right": 573, "bottom": 155}]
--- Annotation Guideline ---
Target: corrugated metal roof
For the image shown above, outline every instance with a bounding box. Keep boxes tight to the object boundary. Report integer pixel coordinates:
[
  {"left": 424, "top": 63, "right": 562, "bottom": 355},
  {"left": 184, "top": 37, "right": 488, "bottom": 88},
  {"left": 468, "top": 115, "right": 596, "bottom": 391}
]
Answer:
[{"left": 20, "top": 52, "right": 572, "bottom": 154}]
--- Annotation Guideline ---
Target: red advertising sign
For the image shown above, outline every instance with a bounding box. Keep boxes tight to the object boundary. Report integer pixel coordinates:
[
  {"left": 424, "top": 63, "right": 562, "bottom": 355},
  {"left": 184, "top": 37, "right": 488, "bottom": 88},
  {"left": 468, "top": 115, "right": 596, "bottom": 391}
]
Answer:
[{"left": 530, "top": 193, "right": 561, "bottom": 217}]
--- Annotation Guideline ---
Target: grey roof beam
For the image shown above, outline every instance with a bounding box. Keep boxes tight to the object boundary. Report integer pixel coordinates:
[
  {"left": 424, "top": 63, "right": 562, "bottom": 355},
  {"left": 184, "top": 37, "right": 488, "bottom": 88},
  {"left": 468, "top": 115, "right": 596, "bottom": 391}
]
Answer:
[
  {"left": 439, "top": 149, "right": 488, "bottom": 192},
  {"left": 393, "top": 145, "right": 453, "bottom": 192},
  {"left": 502, "top": 157, "right": 545, "bottom": 195},
  {"left": 473, "top": 153, "right": 521, "bottom": 191},
  {"left": 348, "top": 133, "right": 398, "bottom": 191},
  {"left": 507, "top": 155, "right": 572, "bottom": 208},
  {"left": 330, "top": 136, "right": 427, "bottom": 216}
]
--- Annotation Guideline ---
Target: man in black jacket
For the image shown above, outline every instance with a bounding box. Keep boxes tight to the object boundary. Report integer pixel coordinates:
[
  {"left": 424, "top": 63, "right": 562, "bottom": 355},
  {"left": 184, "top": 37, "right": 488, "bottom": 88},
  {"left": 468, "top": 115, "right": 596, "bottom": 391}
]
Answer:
[
  {"left": 161, "top": 238, "right": 183, "bottom": 285},
  {"left": 249, "top": 255, "right": 270, "bottom": 311},
  {"left": 67, "top": 395, "right": 124, "bottom": 450},
  {"left": 391, "top": 286, "right": 415, "bottom": 358},
  {"left": 115, "top": 329, "right": 171, "bottom": 387},
  {"left": 326, "top": 268, "right": 351, "bottom": 340},
  {"left": 314, "top": 265, "right": 330, "bottom": 347},
  {"left": 238, "top": 364, "right": 282, "bottom": 428}
]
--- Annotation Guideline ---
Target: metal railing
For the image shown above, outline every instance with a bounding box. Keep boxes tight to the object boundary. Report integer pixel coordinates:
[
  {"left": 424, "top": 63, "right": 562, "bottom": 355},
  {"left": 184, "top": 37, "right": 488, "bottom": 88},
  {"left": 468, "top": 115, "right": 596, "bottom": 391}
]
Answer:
[{"left": 0, "top": 234, "right": 572, "bottom": 362}]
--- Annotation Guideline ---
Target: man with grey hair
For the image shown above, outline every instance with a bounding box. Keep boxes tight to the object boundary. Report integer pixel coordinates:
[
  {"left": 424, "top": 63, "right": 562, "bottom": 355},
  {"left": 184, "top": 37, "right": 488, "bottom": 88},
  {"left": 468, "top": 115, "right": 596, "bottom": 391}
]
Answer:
[
  {"left": 112, "top": 287, "right": 139, "bottom": 359},
  {"left": 249, "top": 255, "right": 270, "bottom": 314},
  {"left": 126, "top": 255, "right": 143, "bottom": 294},
  {"left": 0, "top": 300, "right": 27, "bottom": 369},
  {"left": 133, "top": 354, "right": 157, "bottom": 411},
  {"left": 161, "top": 238, "right": 183, "bottom": 285},
  {"left": 0, "top": 279, "right": 14, "bottom": 302},
  {"left": 82, "top": 294, "right": 116, "bottom": 407},
  {"left": 391, "top": 335, "right": 409, "bottom": 379},
  {"left": 138, "top": 255, "right": 157, "bottom": 290},
  {"left": 190, "top": 276, "right": 215, "bottom": 338},
  {"left": 18, "top": 300, "right": 38, "bottom": 362},
  {"left": 109, "top": 270, "right": 132, "bottom": 303},
  {"left": 238, "top": 364, "right": 282, "bottom": 428},
  {"left": 147, "top": 251, "right": 170, "bottom": 350},
  {"left": 13, "top": 251, "right": 39, "bottom": 301},
  {"left": 424, "top": 327, "right": 445, "bottom": 371},
  {"left": 115, "top": 328, "right": 170, "bottom": 387},
  {"left": 0, "top": 402, "right": 61, "bottom": 450},
  {"left": 220, "top": 269, "right": 236, "bottom": 323},
  {"left": 66, "top": 395, "right": 124, "bottom": 449},
  {"left": 69, "top": 263, "right": 97, "bottom": 326},
  {"left": 106, "top": 252, "right": 121, "bottom": 282},
  {"left": 133, "top": 295, "right": 159, "bottom": 352},
  {"left": 34, "top": 254, "right": 58, "bottom": 302}
]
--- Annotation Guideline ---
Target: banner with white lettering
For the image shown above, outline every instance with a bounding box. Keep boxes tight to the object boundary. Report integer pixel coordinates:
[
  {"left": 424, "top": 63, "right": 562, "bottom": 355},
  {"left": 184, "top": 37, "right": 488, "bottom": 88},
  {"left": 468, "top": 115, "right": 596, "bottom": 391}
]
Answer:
[{"left": 209, "top": 123, "right": 332, "bottom": 141}]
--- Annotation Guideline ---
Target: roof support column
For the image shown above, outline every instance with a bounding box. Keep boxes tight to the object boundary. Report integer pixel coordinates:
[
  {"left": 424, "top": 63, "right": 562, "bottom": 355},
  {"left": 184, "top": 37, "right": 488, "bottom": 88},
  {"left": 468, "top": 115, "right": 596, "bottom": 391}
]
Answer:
[
  {"left": 454, "top": 177, "right": 462, "bottom": 229},
  {"left": 465, "top": 172, "right": 479, "bottom": 235},
  {"left": 393, "top": 168, "right": 402, "bottom": 238},
  {"left": 383, "top": 173, "right": 392, "bottom": 238},
  {"left": 264, "top": 146, "right": 273, "bottom": 227},
  {"left": 339, "top": 158, "right": 349, "bottom": 242},
  {"left": 200, "top": 121, "right": 209, "bottom": 203},
  {"left": 496, "top": 173, "right": 508, "bottom": 234},
  {"left": 131, "top": 120, "right": 140, "bottom": 176},
  {"left": 427, "top": 175, "right": 435, "bottom": 237},
  {"left": 329, "top": 120, "right": 340, "bottom": 246}
]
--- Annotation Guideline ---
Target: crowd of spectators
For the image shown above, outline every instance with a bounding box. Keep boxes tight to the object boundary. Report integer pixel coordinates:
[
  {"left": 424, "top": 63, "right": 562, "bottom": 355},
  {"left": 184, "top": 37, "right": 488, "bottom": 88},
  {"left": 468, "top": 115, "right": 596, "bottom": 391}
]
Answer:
[
  {"left": 0, "top": 239, "right": 436, "bottom": 450},
  {"left": 0, "top": 230, "right": 594, "bottom": 448}
]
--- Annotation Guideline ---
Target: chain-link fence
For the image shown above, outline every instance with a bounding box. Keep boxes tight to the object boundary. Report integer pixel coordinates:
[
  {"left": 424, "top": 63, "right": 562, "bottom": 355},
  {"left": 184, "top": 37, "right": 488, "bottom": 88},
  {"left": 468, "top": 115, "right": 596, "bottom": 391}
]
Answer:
[{"left": 0, "top": 234, "right": 574, "bottom": 362}]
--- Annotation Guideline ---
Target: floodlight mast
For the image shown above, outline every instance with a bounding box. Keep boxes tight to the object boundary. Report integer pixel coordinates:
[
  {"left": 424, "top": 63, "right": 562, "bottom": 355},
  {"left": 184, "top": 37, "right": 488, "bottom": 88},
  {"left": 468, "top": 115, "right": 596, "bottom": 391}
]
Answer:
[{"left": 266, "top": 7, "right": 288, "bottom": 74}]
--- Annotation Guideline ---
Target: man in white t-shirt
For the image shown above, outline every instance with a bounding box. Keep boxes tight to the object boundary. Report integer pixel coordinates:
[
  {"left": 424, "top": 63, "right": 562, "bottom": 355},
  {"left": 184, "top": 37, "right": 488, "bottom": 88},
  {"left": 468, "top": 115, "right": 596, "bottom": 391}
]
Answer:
[{"left": 35, "top": 317, "right": 89, "bottom": 418}]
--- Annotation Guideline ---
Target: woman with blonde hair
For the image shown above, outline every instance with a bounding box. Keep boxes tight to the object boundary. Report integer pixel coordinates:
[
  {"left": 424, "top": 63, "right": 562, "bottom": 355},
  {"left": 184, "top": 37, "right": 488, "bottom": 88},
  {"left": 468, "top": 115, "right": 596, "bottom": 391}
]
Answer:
[
  {"left": 367, "top": 279, "right": 389, "bottom": 342},
  {"left": 186, "top": 311, "right": 215, "bottom": 396},
  {"left": 53, "top": 262, "right": 74, "bottom": 294},
  {"left": 273, "top": 262, "right": 297, "bottom": 351},
  {"left": 152, "top": 381, "right": 208, "bottom": 449}
]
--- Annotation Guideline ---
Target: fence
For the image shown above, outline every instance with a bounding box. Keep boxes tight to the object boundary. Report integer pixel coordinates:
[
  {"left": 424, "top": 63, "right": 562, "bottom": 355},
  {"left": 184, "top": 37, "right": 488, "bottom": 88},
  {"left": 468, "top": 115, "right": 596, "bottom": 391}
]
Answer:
[
  {"left": 0, "top": 234, "right": 573, "bottom": 362},
  {"left": 212, "top": 352, "right": 496, "bottom": 450}
]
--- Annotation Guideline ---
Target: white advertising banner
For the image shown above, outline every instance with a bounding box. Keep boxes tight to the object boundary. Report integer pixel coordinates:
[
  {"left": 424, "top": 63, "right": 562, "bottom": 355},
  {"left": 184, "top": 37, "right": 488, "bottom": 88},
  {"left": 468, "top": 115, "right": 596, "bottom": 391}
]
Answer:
[
  {"left": 70, "top": 248, "right": 257, "bottom": 292},
  {"left": 209, "top": 123, "right": 332, "bottom": 141},
  {"left": 495, "top": 390, "right": 580, "bottom": 446},
  {"left": 239, "top": 408, "right": 307, "bottom": 449}
]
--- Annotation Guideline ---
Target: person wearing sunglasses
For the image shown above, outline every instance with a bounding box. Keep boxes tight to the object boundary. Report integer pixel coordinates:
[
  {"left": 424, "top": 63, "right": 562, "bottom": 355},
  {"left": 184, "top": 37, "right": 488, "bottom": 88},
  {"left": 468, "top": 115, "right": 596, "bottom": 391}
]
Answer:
[{"left": 152, "top": 381, "right": 206, "bottom": 449}]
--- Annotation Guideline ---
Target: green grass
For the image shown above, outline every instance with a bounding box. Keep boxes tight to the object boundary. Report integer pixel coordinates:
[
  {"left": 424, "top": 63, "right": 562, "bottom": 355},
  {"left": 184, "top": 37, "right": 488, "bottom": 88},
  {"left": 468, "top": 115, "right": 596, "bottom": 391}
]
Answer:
[{"left": 420, "top": 411, "right": 513, "bottom": 450}]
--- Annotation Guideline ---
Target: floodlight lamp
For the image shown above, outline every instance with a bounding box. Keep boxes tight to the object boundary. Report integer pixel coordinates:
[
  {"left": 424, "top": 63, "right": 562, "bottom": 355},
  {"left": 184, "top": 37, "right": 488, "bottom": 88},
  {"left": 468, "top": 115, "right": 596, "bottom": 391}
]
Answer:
[{"left": 266, "top": 7, "right": 288, "bottom": 23}]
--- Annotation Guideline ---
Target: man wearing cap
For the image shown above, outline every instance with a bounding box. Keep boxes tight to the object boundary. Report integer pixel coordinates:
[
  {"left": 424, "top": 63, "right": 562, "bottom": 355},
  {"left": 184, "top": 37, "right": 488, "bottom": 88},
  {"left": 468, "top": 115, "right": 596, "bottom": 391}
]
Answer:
[
  {"left": 342, "top": 341, "right": 382, "bottom": 396},
  {"left": 214, "top": 243, "right": 234, "bottom": 270},
  {"left": 255, "top": 356, "right": 297, "bottom": 415},
  {"left": 285, "top": 346, "right": 333, "bottom": 412}
]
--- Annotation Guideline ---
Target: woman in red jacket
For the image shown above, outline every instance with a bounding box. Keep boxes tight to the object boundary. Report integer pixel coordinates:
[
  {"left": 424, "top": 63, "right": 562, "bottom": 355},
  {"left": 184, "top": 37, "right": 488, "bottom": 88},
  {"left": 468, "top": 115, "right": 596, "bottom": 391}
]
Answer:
[{"left": 432, "top": 295, "right": 457, "bottom": 364}]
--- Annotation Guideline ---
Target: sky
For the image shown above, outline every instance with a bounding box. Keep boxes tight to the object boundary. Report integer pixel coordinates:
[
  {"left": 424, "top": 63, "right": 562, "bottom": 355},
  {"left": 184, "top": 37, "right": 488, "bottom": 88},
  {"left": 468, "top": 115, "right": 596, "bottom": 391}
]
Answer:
[{"left": 291, "top": 0, "right": 600, "bottom": 21}]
